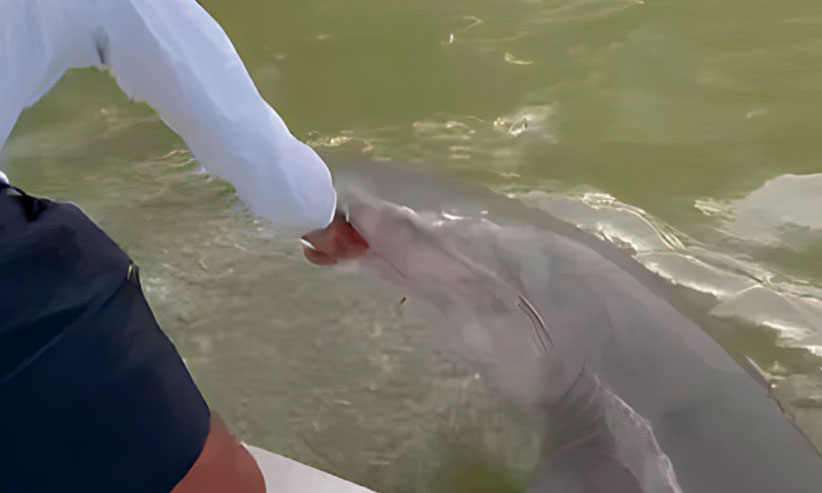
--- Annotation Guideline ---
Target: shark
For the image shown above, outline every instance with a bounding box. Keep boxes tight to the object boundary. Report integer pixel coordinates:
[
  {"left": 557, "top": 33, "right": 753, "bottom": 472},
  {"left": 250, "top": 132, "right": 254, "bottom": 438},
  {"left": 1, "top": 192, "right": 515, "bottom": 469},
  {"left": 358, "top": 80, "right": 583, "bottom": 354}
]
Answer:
[{"left": 338, "top": 163, "right": 822, "bottom": 493}]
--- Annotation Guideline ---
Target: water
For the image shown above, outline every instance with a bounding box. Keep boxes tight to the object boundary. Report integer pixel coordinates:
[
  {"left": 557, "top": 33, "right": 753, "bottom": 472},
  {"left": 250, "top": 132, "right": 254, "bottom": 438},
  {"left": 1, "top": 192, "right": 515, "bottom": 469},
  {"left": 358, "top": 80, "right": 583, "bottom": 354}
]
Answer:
[{"left": 3, "top": 0, "right": 822, "bottom": 490}]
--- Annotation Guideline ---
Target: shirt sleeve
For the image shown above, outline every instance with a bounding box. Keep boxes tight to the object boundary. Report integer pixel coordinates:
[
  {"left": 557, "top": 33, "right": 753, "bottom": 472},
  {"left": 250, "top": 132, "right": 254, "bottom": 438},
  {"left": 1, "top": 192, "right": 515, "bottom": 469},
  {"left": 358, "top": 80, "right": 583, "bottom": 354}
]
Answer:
[
  {"left": 1, "top": 0, "right": 337, "bottom": 237},
  {"left": 0, "top": 1, "right": 102, "bottom": 155}
]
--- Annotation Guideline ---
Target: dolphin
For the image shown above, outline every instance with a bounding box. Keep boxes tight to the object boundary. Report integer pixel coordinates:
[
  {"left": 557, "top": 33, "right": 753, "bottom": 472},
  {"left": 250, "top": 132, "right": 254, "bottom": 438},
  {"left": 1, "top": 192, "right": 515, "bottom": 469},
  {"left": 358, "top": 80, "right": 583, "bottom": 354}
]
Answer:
[{"left": 337, "top": 163, "right": 822, "bottom": 493}]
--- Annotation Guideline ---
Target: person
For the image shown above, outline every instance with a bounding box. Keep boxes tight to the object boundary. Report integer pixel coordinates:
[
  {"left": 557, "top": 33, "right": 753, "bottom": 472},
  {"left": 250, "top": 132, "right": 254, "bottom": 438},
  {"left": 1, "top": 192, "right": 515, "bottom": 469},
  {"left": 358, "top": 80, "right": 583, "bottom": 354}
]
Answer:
[{"left": 0, "top": 0, "right": 371, "bottom": 491}]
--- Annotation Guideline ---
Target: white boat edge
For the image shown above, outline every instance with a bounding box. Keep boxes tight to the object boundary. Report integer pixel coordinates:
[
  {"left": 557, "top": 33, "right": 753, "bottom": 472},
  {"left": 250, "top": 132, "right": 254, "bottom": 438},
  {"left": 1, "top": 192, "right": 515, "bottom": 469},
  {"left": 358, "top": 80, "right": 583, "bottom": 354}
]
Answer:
[{"left": 244, "top": 444, "right": 378, "bottom": 493}]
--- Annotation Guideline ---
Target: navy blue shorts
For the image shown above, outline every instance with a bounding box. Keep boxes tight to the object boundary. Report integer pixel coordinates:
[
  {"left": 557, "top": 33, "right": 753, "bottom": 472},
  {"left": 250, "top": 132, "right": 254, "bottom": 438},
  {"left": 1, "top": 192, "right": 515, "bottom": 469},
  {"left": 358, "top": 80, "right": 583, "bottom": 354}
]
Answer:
[{"left": 0, "top": 184, "right": 210, "bottom": 492}]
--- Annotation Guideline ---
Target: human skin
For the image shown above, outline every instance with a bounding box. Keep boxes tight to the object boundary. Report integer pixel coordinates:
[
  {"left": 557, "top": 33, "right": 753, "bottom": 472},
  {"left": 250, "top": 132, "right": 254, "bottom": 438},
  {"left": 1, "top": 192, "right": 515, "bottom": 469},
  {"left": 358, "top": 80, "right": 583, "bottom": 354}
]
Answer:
[
  {"left": 302, "top": 213, "right": 370, "bottom": 265},
  {"left": 172, "top": 415, "right": 265, "bottom": 493}
]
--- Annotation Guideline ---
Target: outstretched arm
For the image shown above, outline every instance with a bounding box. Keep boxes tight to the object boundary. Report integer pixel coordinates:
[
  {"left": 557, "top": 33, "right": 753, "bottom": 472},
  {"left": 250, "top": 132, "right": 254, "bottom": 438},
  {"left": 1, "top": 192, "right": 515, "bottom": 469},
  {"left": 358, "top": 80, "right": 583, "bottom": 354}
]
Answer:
[
  {"left": 100, "top": 0, "right": 336, "bottom": 236},
  {"left": 1, "top": 0, "right": 336, "bottom": 237}
]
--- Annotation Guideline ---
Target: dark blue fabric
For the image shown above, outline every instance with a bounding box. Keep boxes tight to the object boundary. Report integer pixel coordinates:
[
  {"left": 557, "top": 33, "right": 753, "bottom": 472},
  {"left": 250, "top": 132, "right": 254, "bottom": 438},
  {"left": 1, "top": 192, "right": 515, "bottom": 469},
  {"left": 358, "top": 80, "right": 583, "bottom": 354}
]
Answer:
[{"left": 0, "top": 187, "right": 210, "bottom": 492}]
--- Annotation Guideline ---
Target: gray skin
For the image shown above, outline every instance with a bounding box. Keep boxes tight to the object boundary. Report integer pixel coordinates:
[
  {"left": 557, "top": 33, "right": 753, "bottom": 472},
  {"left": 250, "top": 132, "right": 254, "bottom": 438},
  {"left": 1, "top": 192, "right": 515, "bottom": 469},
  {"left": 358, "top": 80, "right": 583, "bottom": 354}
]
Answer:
[{"left": 337, "top": 163, "right": 822, "bottom": 493}]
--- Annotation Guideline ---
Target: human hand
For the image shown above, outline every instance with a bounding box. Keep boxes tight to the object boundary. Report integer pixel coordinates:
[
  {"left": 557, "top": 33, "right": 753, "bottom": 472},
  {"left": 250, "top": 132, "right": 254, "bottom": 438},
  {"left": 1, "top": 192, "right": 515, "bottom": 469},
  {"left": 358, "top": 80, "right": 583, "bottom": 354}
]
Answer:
[{"left": 301, "top": 212, "right": 369, "bottom": 265}]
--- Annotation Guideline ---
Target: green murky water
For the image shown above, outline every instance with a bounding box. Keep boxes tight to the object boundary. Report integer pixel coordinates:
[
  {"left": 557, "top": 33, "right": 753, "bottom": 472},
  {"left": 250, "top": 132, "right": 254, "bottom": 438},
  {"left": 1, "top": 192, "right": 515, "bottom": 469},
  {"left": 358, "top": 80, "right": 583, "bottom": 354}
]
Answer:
[{"left": 3, "top": 0, "right": 822, "bottom": 490}]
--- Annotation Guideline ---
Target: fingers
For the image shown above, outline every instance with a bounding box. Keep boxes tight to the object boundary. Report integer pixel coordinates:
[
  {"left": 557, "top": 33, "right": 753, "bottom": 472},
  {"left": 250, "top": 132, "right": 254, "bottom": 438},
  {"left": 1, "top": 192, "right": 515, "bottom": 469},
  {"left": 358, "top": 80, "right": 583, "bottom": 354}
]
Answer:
[
  {"left": 300, "top": 212, "right": 370, "bottom": 266},
  {"left": 336, "top": 230, "right": 369, "bottom": 259},
  {"left": 303, "top": 247, "right": 338, "bottom": 265},
  {"left": 302, "top": 238, "right": 362, "bottom": 265},
  {"left": 339, "top": 220, "right": 370, "bottom": 251}
]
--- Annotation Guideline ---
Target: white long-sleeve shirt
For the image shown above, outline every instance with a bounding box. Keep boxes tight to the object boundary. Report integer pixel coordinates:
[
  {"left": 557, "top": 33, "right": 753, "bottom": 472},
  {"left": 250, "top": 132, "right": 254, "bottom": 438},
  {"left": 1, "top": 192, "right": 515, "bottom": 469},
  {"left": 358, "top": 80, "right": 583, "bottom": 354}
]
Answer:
[{"left": 0, "top": 0, "right": 337, "bottom": 236}]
